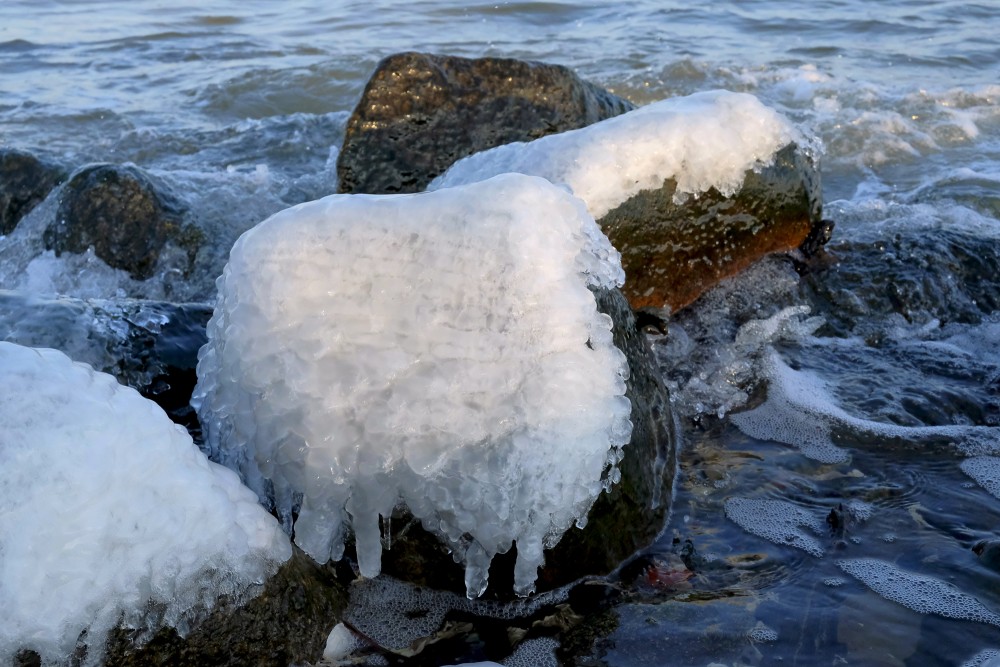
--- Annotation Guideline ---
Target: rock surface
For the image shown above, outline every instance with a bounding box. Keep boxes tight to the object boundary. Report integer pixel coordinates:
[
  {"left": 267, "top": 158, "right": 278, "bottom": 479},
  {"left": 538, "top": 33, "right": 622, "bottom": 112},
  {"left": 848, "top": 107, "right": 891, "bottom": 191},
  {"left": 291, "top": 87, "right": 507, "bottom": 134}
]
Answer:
[
  {"left": 336, "top": 52, "right": 634, "bottom": 194},
  {"left": 0, "top": 148, "right": 67, "bottom": 234},
  {"left": 102, "top": 549, "right": 348, "bottom": 667},
  {"left": 43, "top": 163, "right": 200, "bottom": 280},
  {"left": 599, "top": 143, "right": 826, "bottom": 313}
]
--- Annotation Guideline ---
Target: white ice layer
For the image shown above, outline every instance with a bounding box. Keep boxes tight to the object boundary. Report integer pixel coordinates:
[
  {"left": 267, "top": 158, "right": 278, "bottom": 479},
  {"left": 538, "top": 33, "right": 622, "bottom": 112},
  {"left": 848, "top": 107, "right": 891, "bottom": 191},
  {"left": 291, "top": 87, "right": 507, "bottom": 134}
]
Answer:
[
  {"left": 0, "top": 342, "right": 291, "bottom": 666},
  {"left": 193, "top": 173, "right": 632, "bottom": 597},
  {"left": 429, "top": 90, "right": 800, "bottom": 218}
]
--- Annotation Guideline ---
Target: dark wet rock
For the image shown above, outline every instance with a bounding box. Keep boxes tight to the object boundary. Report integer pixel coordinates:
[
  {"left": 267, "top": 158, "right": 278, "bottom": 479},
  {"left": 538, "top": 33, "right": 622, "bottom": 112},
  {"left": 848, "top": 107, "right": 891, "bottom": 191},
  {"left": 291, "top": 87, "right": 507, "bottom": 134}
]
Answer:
[
  {"left": 973, "top": 539, "right": 1000, "bottom": 571},
  {"left": 104, "top": 548, "right": 348, "bottom": 667},
  {"left": 43, "top": 163, "right": 201, "bottom": 280},
  {"left": 599, "top": 143, "right": 826, "bottom": 313},
  {"left": 376, "top": 285, "right": 677, "bottom": 598},
  {"left": 0, "top": 148, "right": 67, "bottom": 234},
  {"left": 802, "top": 225, "right": 1000, "bottom": 336},
  {"left": 337, "top": 52, "right": 634, "bottom": 194},
  {"left": 0, "top": 290, "right": 210, "bottom": 437}
]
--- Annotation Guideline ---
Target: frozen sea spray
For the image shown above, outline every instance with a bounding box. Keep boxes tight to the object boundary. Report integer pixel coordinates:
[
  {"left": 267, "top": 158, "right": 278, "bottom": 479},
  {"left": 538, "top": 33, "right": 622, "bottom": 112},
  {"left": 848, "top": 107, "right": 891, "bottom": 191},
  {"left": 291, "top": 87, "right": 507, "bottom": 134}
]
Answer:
[
  {"left": 0, "top": 342, "right": 291, "bottom": 666},
  {"left": 429, "top": 90, "right": 801, "bottom": 218},
  {"left": 193, "top": 173, "right": 632, "bottom": 597}
]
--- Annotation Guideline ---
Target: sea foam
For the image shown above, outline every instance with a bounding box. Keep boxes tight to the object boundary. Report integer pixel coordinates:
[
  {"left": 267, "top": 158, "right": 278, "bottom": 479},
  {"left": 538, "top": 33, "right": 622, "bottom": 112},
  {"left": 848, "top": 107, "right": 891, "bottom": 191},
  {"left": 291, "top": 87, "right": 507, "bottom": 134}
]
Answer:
[{"left": 193, "top": 173, "right": 632, "bottom": 597}]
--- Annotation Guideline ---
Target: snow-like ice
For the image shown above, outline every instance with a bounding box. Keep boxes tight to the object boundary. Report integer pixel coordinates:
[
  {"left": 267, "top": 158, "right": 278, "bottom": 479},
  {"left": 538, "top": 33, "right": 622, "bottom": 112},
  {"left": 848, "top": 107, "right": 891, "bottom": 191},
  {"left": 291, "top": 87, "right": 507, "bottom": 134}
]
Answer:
[
  {"left": 193, "top": 173, "right": 632, "bottom": 597},
  {"left": 0, "top": 342, "right": 291, "bottom": 665},
  {"left": 429, "top": 90, "right": 800, "bottom": 218}
]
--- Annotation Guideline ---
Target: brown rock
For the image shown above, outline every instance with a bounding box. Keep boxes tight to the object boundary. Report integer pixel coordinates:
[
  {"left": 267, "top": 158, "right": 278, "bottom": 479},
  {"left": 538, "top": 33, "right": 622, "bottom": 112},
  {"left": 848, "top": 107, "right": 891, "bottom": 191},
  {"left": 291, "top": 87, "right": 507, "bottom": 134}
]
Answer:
[
  {"left": 103, "top": 548, "right": 348, "bottom": 667},
  {"left": 599, "top": 143, "right": 826, "bottom": 313},
  {"left": 337, "top": 52, "right": 634, "bottom": 194},
  {"left": 43, "top": 163, "right": 200, "bottom": 280}
]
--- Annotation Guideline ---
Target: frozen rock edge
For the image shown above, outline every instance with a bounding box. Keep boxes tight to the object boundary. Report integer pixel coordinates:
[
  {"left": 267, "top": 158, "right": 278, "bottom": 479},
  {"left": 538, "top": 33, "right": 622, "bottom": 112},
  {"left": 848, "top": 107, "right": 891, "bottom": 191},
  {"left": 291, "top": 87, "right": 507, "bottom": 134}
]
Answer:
[
  {"left": 0, "top": 342, "right": 291, "bottom": 666},
  {"left": 193, "top": 173, "right": 634, "bottom": 597}
]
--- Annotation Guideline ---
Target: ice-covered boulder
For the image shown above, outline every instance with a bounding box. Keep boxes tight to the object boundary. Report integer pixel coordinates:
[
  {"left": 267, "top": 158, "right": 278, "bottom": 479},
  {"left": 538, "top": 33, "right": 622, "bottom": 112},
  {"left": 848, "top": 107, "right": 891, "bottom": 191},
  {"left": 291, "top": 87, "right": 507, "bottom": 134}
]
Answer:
[
  {"left": 430, "top": 90, "right": 826, "bottom": 312},
  {"left": 0, "top": 342, "right": 292, "bottom": 666},
  {"left": 336, "top": 52, "right": 634, "bottom": 194},
  {"left": 193, "top": 173, "right": 647, "bottom": 598}
]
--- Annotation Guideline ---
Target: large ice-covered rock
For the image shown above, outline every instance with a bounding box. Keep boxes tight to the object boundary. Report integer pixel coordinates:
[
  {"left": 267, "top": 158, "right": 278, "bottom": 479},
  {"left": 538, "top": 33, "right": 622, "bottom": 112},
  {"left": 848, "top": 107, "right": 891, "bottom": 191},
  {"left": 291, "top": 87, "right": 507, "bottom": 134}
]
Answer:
[
  {"left": 0, "top": 342, "right": 291, "bottom": 666},
  {"left": 430, "top": 90, "right": 825, "bottom": 312},
  {"left": 193, "top": 173, "right": 634, "bottom": 597}
]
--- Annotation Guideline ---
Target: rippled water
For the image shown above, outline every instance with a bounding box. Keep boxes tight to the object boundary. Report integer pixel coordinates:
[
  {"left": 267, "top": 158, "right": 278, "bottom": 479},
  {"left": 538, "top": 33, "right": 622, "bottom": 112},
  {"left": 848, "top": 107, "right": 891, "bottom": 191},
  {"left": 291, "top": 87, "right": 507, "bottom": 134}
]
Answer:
[{"left": 2, "top": 1, "right": 999, "bottom": 665}]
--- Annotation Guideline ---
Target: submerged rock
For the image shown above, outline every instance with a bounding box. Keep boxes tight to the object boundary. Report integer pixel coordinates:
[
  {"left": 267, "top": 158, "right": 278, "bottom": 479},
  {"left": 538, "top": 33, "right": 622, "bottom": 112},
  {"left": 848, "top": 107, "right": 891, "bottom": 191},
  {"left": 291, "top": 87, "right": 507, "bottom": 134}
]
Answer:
[
  {"left": 337, "top": 51, "right": 634, "bottom": 194},
  {"left": 0, "top": 148, "right": 67, "bottom": 234},
  {"left": 600, "top": 143, "right": 825, "bottom": 312},
  {"left": 43, "top": 163, "right": 201, "bottom": 281}
]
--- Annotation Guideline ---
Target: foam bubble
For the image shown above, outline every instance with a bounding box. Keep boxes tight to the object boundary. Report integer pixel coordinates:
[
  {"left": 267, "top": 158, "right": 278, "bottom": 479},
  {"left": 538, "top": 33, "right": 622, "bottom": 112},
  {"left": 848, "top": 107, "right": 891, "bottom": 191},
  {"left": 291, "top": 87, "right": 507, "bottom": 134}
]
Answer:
[
  {"left": 724, "top": 498, "right": 826, "bottom": 557},
  {"left": 960, "top": 457, "right": 1000, "bottom": 500},
  {"left": 962, "top": 649, "right": 1000, "bottom": 667},
  {"left": 837, "top": 558, "right": 1000, "bottom": 627}
]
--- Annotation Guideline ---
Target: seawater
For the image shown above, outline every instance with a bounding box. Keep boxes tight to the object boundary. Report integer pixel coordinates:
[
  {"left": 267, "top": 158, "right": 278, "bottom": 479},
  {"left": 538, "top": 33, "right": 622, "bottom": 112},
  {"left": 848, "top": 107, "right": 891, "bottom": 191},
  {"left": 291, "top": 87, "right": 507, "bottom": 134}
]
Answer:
[{"left": 1, "top": 1, "right": 999, "bottom": 665}]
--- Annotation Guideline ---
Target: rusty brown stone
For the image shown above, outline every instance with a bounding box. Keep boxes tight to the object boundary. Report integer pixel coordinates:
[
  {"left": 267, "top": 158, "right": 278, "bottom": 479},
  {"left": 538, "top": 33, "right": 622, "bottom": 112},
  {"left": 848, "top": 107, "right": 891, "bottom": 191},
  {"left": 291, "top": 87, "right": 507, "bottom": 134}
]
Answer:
[{"left": 599, "top": 143, "right": 825, "bottom": 313}]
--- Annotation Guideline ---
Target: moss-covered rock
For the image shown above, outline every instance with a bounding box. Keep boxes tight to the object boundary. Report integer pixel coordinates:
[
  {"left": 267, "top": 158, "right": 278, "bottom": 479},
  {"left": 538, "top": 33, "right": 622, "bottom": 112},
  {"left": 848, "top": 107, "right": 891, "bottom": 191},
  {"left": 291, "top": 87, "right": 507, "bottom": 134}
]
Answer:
[{"left": 337, "top": 52, "right": 634, "bottom": 194}]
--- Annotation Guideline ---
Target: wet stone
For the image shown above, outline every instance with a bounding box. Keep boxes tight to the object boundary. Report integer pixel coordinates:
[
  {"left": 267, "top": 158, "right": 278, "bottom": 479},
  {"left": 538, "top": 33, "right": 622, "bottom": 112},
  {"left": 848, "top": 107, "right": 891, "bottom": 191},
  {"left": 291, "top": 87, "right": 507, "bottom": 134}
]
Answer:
[
  {"left": 598, "top": 143, "right": 826, "bottom": 313},
  {"left": 337, "top": 51, "right": 634, "bottom": 194},
  {"left": 103, "top": 549, "right": 349, "bottom": 667},
  {"left": 43, "top": 163, "right": 200, "bottom": 280},
  {"left": 0, "top": 148, "right": 67, "bottom": 235}
]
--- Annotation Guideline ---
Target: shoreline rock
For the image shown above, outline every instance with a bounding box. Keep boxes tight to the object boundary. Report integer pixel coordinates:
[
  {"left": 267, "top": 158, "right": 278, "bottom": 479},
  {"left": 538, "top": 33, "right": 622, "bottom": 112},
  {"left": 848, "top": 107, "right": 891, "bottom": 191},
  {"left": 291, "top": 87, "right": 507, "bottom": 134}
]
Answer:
[
  {"left": 43, "top": 163, "right": 202, "bottom": 281},
  {"left": 337, "top": 52, "right": 634, "bottom": 194},
  {"left": 0, "top": 148, "right": 67, "bottom": 235}
]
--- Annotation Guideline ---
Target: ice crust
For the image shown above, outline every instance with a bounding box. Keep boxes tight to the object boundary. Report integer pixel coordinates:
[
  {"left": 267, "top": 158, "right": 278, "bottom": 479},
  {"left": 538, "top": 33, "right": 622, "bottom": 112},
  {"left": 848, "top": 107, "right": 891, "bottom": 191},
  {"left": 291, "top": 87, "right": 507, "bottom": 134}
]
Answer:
[
  {"left": 193, "top": 173, "right": 632, "bottom": 597},
  {"left": 0, "top": 342, "right": 291, "bottom": 665},
  {"left": 429, "top": 90, "right": 800, "bottom": 218}
]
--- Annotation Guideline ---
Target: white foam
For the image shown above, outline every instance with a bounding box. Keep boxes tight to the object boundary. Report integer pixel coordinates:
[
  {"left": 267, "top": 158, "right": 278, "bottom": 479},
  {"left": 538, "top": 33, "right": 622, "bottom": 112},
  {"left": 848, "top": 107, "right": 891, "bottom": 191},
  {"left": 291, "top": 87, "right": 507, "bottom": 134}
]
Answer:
[
  {"left": 724, "top": 498, "right": 826, "bottom": 557},
  {"left": 730, "top": 348, "right": 1000, "bottom": 462},
  {"left": 960, "top": 457, "right": 1000, "bottom": 500},
  {"left": 0, "top": 342, "right": 291, "bottom": 666},
  {"left": 193, "top": 173, "right": 631, "bottom": 597},
  {"left": 838, "top": 558, "right": 1000, "bottom": 627},
  {"left": 429, "top": 90, "right": 800, "bottom": 218},
  {"left": 962, "top": 649, "right": 1000, "bottom": 667}
]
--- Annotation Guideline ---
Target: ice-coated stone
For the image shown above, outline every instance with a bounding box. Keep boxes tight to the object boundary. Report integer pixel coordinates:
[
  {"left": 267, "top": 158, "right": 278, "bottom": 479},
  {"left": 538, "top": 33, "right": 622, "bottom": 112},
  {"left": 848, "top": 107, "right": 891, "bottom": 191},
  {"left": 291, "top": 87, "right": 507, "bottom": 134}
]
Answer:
[
  {"left": 193, "top": 173, "right": 633, "bottom": 597},
  {"left": 0, "top": 342, "right": 291, "bottom": 666},
  {"left": 0, "top": 147, "right": 66, "bottom": 235},
  {"left": 431, "top": 90, "right": 825, "bottom": 312}
]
